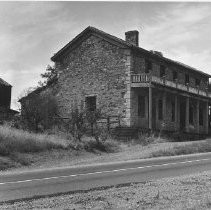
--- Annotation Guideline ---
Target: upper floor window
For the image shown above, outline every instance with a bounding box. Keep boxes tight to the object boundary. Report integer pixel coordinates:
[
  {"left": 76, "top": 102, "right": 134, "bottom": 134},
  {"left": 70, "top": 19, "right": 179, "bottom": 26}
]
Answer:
[
  {"left": 145, "top": 60, "right": 152, "bottom": 73},
  {"left": 185, "top": 74, "right": 189, "bottom": 85},
  {"left": 195, "top": 78, "right": 200, "bottom": 87},
  {"left": 85, "top": 96, "right": 96, "bottom": 111},
  {"left": 160, "top": 65, "right": 166, "bottom": 78},
  {"left": 173, "top": 71, "right": 178, "bottom": 82}
]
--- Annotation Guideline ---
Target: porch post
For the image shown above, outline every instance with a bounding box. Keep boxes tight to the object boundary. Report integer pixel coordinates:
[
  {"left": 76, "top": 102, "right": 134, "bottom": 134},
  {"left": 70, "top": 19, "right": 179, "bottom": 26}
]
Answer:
[
  {"left": 148, "top": 85, "right": 152, "bottom": 130},
  {"left": 196, "top": 100, "right": 199, "bottom": 134},
  {"left": 185, "top": 97, "right": 189, "bottom": 132},
  {"left": 205, "top": 100, "right": 209, "bottom": 134}
]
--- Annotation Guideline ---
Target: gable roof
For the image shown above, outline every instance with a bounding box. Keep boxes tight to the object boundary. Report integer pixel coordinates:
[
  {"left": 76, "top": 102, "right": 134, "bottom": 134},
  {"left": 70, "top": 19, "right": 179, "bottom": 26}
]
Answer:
[
  {"left": 0, "top": 78, "right": 11, "bottom": 87},
  {"left": 51, "top": 26, "right": 211, "bottom": 78}
]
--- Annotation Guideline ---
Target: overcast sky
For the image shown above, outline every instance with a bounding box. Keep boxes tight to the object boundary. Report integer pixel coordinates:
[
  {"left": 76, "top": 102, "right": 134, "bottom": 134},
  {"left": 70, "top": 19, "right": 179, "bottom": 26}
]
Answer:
[{"left": 1, "top": 2, "right": 211, "bottom": 110}]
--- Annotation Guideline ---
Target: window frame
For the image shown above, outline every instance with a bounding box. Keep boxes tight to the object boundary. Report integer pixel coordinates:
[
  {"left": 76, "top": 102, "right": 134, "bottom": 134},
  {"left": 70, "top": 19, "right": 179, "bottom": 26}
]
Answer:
[
  {"left": 173, "top": 71, "right": 178, "bottom": 82},
  {"left": 145, "top": 59, "right": 152, "bottom": 74},
  {"left": 160, "top": 65, "right": 166, "bottom": 78},
  {"left": 185, "top": 74, "right": 189, "bottom": 85},
  {"left": 85, "top": 96, "right": 97, "bottom": 112}
]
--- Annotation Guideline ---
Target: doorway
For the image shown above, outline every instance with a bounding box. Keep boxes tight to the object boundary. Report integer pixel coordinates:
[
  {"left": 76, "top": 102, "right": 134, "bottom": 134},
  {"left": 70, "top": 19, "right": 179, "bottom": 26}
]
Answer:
[{"left": 180, "top": 101, "right": 186, "bottom": 131}]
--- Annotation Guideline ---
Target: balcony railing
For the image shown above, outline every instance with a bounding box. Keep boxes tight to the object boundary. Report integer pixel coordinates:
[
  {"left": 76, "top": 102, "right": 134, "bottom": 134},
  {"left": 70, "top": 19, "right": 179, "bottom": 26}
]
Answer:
[{"left": 131, "top": 74, "right": 211, "bottom": 98}]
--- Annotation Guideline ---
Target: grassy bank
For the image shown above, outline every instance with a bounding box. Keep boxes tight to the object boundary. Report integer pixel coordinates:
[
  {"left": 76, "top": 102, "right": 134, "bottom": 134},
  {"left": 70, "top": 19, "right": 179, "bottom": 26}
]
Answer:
[
  {"left": 0, "top": 126, "right": 67, "bottom": 170},
  {"left": 2, "top": 170, "right": 211, "bottom": 209},
  {"left": 1, "top": 125, "right": 211, "bottom": 172}
]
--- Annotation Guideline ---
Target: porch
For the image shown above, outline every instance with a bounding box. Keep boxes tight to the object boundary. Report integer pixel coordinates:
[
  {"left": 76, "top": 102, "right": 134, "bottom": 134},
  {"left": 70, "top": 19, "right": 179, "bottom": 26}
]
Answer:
[{"left": 129, "top": 86, "right": 209, "bottom": 134}]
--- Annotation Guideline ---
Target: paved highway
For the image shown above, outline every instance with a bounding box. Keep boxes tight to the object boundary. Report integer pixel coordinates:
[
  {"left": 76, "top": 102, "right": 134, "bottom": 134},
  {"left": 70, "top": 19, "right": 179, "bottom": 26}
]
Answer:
[{"left": 1, "top": 152, "right": 211, "bottom": 203}]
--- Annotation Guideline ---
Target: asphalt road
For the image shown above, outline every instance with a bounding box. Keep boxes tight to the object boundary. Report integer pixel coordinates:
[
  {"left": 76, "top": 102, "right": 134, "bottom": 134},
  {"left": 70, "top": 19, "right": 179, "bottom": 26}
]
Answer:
[{"left": 1, "top": 152, "right": 211, "bottom": 203}]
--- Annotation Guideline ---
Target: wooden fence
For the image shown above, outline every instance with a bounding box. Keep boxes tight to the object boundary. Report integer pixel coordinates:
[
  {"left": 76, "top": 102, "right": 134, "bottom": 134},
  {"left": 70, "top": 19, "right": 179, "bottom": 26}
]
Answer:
[{"left": 53, "top": 114, "right": 121, "bottom": 131}]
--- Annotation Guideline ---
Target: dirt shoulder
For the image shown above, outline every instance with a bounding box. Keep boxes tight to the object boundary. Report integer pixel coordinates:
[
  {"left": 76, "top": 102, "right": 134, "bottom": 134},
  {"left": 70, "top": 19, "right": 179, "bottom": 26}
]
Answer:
[{"left": 2, "top": 170, "right": 211, "bottom": 209}]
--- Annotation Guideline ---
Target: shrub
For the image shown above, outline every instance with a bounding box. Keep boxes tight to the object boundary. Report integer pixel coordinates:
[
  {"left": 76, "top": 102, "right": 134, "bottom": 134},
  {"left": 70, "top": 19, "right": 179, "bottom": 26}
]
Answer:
[
  {"left": 65, "top": 107, "right": 87, "bottom": 143},
  {"left": 83, "top": 138, "right": 120, "bottom": 153},
  {"left": 137, "top": 131, "right": 156, "bottom": 146},
  {"left": 21, "top": 91, "right": 58, "bottom": 132}
]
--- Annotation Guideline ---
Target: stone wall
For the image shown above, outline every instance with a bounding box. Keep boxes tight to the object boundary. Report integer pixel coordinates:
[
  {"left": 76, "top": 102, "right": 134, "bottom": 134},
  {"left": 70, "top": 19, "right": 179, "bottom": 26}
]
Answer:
[{"left": 53, "top": 35, "right": 129, "bottom": 122}]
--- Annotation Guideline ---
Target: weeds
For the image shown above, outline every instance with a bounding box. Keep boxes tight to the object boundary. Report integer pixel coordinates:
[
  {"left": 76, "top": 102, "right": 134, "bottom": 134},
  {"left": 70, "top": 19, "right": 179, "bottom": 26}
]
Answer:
[{"left": 149, "top": 140, "right": 211, "bottom": 158}]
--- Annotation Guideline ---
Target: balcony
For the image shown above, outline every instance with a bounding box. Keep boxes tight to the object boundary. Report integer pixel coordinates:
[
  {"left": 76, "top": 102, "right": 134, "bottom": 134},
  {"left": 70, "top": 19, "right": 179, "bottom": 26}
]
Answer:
[{"left": 131, "top": 74, "right": 211, "bottom": 98}]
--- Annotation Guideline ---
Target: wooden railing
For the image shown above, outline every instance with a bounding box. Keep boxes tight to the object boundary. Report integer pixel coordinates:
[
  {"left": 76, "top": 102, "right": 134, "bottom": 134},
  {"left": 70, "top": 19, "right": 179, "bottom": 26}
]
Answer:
[
  {"left": 53, "top": 114, "right": 121, "bottom": 131},
  {"left": 131, "top": 74, "right": 210, "bottom": 98}
]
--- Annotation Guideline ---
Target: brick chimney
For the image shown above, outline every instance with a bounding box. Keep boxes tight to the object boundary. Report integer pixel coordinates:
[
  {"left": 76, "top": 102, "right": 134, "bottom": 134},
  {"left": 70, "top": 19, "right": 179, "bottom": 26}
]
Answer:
[{"left": 125, "top": 30, "right": 139, "bottom": 47}]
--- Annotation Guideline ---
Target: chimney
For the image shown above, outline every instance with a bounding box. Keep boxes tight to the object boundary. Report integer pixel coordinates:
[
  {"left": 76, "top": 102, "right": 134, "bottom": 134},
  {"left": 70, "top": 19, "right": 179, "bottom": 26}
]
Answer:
[{"left": 125, "top": 30, "right": 139, "bottom": 47}]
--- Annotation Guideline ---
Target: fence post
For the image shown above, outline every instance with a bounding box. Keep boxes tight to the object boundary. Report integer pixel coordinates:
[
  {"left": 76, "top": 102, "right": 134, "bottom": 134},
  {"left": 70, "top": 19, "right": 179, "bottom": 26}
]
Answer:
[{"left": 107, "top": 116, "right": 110, "bottom": 131}]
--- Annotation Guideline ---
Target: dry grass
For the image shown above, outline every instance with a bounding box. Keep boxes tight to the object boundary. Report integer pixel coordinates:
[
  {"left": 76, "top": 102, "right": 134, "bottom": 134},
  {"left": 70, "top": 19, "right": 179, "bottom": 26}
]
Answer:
[
  {"left": 149, "top": 139, "right": 211, "bottom": 158},
  {"left": 0, "top": 125, "right": 67, "bottom": 170},
  {"left": 3, "top": 171, "right": 211, "bottom": 209},
  {"left": 1, "top": 125, "right": 211, "bottom": 172}
]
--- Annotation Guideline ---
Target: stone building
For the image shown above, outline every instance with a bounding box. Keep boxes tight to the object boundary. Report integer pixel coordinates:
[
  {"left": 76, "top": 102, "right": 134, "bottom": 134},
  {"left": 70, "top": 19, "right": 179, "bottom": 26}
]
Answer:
[
  {"left": 21, "top": 26, "right": 211, "bottom": 135},
  {"left": 0, "top": 78, "right": 18, "bottom": 122}
]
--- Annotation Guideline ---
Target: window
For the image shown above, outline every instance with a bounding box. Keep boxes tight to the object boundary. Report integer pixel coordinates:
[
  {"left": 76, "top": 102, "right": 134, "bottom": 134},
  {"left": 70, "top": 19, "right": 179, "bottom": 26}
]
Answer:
[
  {"left": 189, "top": 105, "right": 194, "bottom": 124},
  {"left": 138, "top": 96, "right": 145, "bottom": 117},
  {"left": 160, "top": 65, "right": 166, "bottom": 78},
  {"left": 173, "top": 71, "right": 178, "bottom": 82},
  {"left": 199, "top": 106, "right": 203, "bottom": 126},
  {"left": 145, "top": 60, "right": 152, "bottom": 73},
  {"left": 158, "top": 99, "right": 163, "bottom": 120},
  {"left": 171, "top": 101, "right": 175, "bottom": 122},
  {"left": 195, "top": 78, "right": 200, "bottom": 87},
  {"left": 85, "top": 96, "right": 96, "bottom": 111},
  {"left": 185, "top": 74, "right": 189, "bottom": 85}
]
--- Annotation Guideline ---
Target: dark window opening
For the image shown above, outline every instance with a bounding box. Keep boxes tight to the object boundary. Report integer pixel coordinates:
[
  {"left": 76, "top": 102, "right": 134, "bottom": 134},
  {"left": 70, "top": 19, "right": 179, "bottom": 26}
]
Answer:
[
  {"left": 138, "top": 96, "right": 145, "bottom": 118},
  {"left": 196, "top": 78, "right": 200, "bottom": 87},
  {"left": 85, "top": 96, "right": 96, "bottom": 111},
  {"left": 199, "top": 106, "right": 203, "bottom": 126},
  {"left": 171, "top": 101, "right": 175, "bottom": 122},
  {"left": 158, "top": 99, "right": 163, "bottom": 120},
  {"left": 160, "top": 65, "right": 166, "bottom": 78},
  {"left": 185, "top": 74, "right": 189, "bottom": 85},
  {"left": 173, "top": 71, "right": 178, "bottom": 82},
  {"left": 189, "top": 105, "right": 194, "bottom": 124},
  {"left": 145, "top": 60, "right": 152, "bottom": 73}
]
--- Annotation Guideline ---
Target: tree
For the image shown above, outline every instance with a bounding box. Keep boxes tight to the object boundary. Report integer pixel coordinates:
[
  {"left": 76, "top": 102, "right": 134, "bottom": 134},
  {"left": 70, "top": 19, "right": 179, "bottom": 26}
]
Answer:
[
  {"left": 66, "top": 106, "right": 87, "bottom": 143},
  {"left": 85, "top": 108, "right": 106, "bottom": 144},
  {"left": 40, "top": 65, "right": 57, "bottom": 86},
  {"left": 21, "top": 92, "right": 58, "bottom": 132}
]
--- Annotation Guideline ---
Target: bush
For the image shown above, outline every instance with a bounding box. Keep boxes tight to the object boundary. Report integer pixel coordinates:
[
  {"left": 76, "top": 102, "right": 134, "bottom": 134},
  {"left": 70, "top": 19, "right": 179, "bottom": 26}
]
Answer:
[
  {"left": 21, "top": 91, "right": 58, "bottom": 132},
  {"left": 137, "top": 131, "right": 156, "bottom": 146},
  {"left": 83, "top": 138, "right": 120, "bottom": 153}
]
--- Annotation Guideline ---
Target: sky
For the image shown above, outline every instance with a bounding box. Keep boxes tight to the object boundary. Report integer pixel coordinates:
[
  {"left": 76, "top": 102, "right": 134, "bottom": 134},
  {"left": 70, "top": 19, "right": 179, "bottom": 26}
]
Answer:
[{"left": 1, "top": 2, "right": 211, "bottom": 110}]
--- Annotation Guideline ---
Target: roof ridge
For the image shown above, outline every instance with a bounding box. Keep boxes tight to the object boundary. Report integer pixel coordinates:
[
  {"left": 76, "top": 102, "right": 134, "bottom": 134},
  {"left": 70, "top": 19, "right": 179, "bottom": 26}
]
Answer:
[
  {"left": 0, "top": 78, "right": 11, "bottom": 86},
  {"left": 51, "top": 26, "right": 211, "bottom": 77}
]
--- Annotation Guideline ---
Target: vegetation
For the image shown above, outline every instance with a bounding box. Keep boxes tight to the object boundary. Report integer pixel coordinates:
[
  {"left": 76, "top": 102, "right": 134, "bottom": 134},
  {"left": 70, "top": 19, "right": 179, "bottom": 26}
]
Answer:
[
  {"left": 21, "top": 92, "right": 58, "bottom": 132},
  {"left": 149, "top": 140, "right": 211, "bottom": 158},
  {"left": 0, "top": 125, "right": 66, "bottom": 170}
]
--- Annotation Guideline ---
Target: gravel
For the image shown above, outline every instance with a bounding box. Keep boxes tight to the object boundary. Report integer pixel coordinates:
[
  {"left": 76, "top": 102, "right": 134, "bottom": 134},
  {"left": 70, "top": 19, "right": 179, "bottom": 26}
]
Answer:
[{"left": 2, "top": 170, "right": 211, "bottom": 209}]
